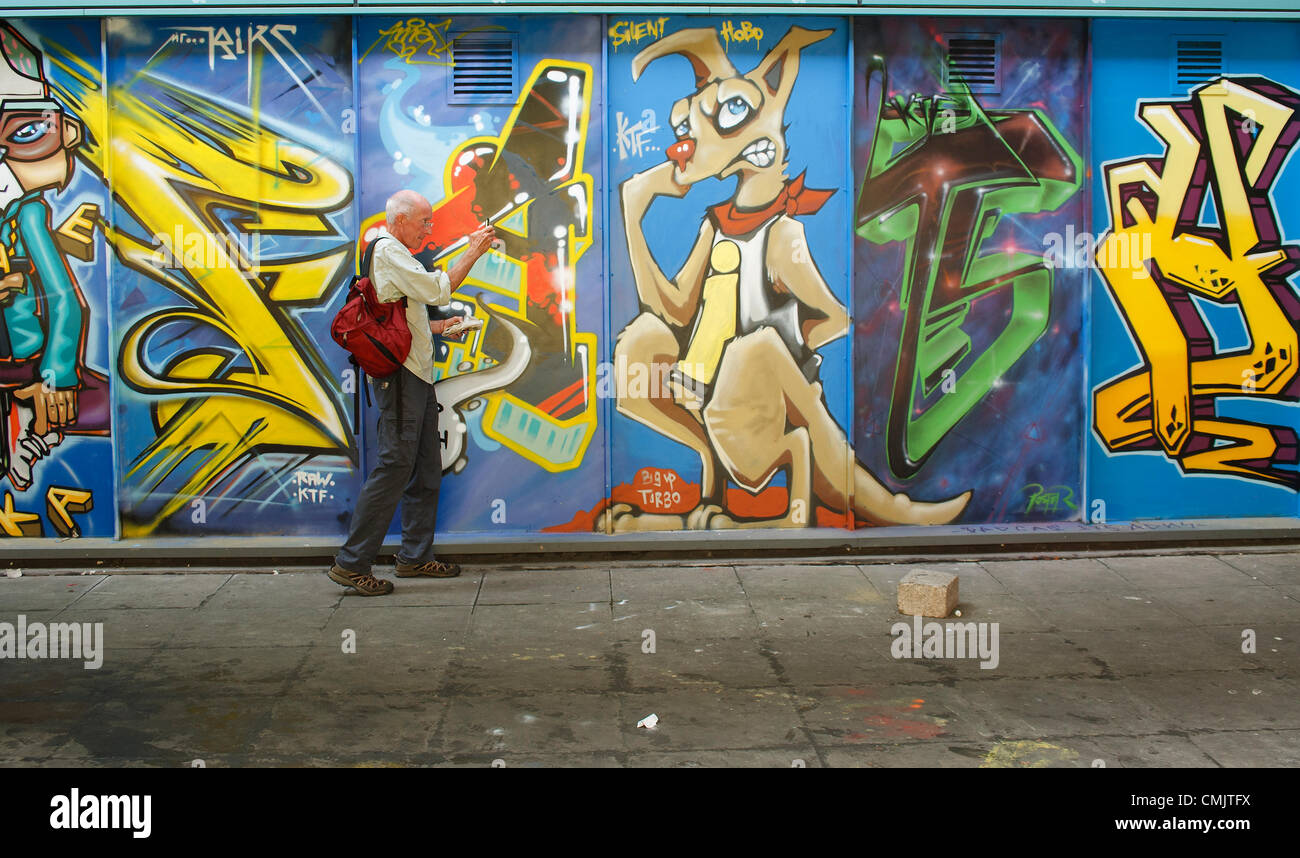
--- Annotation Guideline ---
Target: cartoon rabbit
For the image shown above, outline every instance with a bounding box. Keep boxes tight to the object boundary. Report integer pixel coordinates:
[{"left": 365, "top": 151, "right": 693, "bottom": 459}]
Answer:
[{"left": 608, "top": 25, "right": 971, "bottom": 530}]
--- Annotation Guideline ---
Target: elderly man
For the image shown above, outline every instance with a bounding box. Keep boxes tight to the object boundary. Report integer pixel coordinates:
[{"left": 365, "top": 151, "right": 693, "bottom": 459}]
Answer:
[{"left": 329, "top": 190, "right": 495, "bottom": 596}]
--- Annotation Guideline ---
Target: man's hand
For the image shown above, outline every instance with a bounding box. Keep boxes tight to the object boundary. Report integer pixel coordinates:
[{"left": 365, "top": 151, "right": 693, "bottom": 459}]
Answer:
[
  {"left": 466, "top": 222, "right": 497, "bottom": 260},
  {"left": 430, "top": 317, "right": 466, "bottom": 340},
  {"left": 448, "top": 222, "right": 499, "bottom": 291},
  {"left": 14, "top": 383, "right": 78, "bottom": 436}
]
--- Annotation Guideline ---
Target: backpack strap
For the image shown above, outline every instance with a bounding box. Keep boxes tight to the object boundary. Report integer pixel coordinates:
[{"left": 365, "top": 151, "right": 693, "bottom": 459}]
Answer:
[
  {"left": 352, "top": 235, "right": 408, "bottom": 432},
  {"left": 352, "top": 236, "right": 385, "bottom": 436}
]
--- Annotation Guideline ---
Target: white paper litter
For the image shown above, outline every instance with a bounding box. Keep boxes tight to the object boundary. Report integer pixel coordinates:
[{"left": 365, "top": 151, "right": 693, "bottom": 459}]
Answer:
[{"left": 636, "top": 713, "right": 659, "bottom": 729}]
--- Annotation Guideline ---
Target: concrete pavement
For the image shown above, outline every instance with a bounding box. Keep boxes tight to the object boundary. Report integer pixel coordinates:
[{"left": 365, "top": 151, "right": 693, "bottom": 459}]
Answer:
[{"left": 0, "top": 548, "right": 1297, "bottom": 767}]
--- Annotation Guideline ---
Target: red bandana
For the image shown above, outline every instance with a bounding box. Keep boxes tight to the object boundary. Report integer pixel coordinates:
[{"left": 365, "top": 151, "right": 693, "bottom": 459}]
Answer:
[{"left": 708, "top": 171, "right": 834, "bottom": 236}]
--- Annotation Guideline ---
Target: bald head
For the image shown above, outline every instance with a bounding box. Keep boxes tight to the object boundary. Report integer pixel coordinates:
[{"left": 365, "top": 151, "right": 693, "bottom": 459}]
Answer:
[{"left": 386, "top": 190, "right": 433, "bottom": 250}]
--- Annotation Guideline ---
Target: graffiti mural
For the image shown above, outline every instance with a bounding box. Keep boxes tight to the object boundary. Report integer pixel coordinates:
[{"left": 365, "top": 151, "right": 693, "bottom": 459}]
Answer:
[
  {"left": 86, "top": 18, "right": 360, "bottom": 536},
  {"left": 586, "top": 16, "right": 969, "bottom": 534},
  {"left": 0, "top": 11, "right": 1293, "bottom": 545},
  {"left": 0, "top": 20, "right": 111, "bottom": 538},
  {"left": 1089, "top": 19, "right": 1300, "bottom": 521},
  {"left": 1093, "top": 77, "right": 1300, "bottom": 489},
  {"left": 853, "top": 18, "right": 1088, "bottom": 523},
  {"left": 358, "top": 15, "right": 605, "bottom": 533}
]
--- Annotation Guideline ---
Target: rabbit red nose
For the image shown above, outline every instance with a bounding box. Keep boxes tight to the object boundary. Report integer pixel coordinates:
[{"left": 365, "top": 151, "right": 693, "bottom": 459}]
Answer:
[{"left": 667, "top": 138, "right": 695, "bottom": 170}]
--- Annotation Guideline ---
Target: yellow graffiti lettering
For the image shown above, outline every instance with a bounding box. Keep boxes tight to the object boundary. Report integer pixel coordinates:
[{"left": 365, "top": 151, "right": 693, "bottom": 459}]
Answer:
[
  {"left": 609, "top": 18, "right": 670, "bottom": 52},
  {"left": 0, "top": 492, "right": 42, "bottom": 538},
  {"left": 55, "top": 202, "right": 100, "bottom": 263},
  {"left": 374, "top": 18, "right": 452, "bottom": 64},
  {"left": 1094, "top": 77, "right": 1300, "bottom": 488},
  {"left": 54, "top": 63, "right": 354, "bottom": 536},
  {"left": 720, "top": 21, "right": 764, "bottom": 52},
  {"left": 45, "top": 486, "right": 93, "bottom": 538}
]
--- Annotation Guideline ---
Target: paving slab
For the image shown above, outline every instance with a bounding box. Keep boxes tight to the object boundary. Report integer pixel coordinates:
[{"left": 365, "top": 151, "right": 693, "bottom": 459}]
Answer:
[
  {"left": 749, "top": 597, "right": 893, "bottom": 638},
  {"left": 202, "top": 572, "right": 345, "bottom": 610},
  {"left": 0, "top": 644, "right": 153, "bottom": 703},
  {"left": 452, "top": 605, "right": 615, "bottom": 692},
  {"left": 935, "top": 592, "right": 1054, "bottom": 633},
  {"left": 322, "top": 604, "right": 471, "bottom": 647},
  {"left": 795, "top": 684, "right": 1002, "bottom": 746},
  {"left": 932, "top": 631, "right": 1106, "bottom": 680},
  {"left": 0, "top": 699, "right": 94, "bottom": 759},
  {"left": 73, "top": 573, "right": 230, "bottom": 609},
  {"left": 621, "top": 638, "right": 782, "bottom": 690},
  {"left": 1200, "top": 622, "right": 1299, "bottom": 671},
  {"left": 76, "top": 694, "right": 276, "bottom": 763},
  {"left": 476, "top": 567, "right": 611, "bottom": 604},
  {"left": 168, "top": 607, "right": 336, "bottom": 650},
  {"left": 1210, "top": 553, "right": 1300, "bottom": 586},
  {"left": 978, "top": 558, "right": 1133, "bottom": 594},
  {"left": 612, "top": 597, "right": 761, "bottom": 642},
  {"left": 250, "top": 693, "right": 446, "bottom": 758},
  {"left": 1186, "top": 729, "right": 1300, "bottom": 767},
  {"left": 1149, "top": 585, "right": 1299, "bottom": 626},
  {"left": 619, "top": 687, "right": 807, "bottom": 751},
  {"left": 53, "top": 608, "right": 190, "bottom": 649},
  {"left": 438, "top": 691, "right": 624, "bottom": 756},
  {"left": 288, "top": 643, "right": 452, "bottom": 697},
  {"left": 1129, "top": 674, "right": 1300, "bottom": 732},
  {"left": 1051, "top": 734, "right": 1222, "bottom": 768},
  {"left": 611, "top": 565, "right": 743, "bottom": 602},
  {"left": 737, "top": 564, "right": 879, "bottom": 602},
  {"left": 954, "top": 677, "right": 1176, "bottom": 738},
  {"left": 466, "top": 601, "right": 612, "bottom": 638},
  {"left": 1014, "top": 590, "right": 1188, "bottom": 632},
  {"left": 0, "top": 575, "right": 106, "bottom": 610},
  {"left": 1100, "top": 554, "right": 1256, "bottom": 588},
  {"left": 137, "top": 645, "right": 311, "bottom": 698},
  {"left": 1061, "top": 629, "right": 1253, "bottom": 677},
  {"left": 764, "top": 633, "right": 953, "bottom": 686}
]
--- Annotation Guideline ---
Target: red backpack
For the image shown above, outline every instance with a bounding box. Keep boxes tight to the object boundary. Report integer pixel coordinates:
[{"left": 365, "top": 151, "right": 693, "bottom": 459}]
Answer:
[{"left": 331, "top": 236, "right": 411, "bottom": 378}]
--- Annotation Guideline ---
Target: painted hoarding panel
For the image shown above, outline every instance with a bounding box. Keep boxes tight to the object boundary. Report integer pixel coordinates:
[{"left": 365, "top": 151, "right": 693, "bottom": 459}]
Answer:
[
  {"left": 0, "top": 19, "right": 114, "bottom": 538},
  {"left": 101, "top": 17, "right": 361, "bottom": 536},
  {"left": 594, "top": 14, "right": 867, "bottom": 533},
  {"left": 853, "top": 17, "right": 1088, "bottom": 525},
  {"left": 356, "top": 14, "right": 607, "bottom": 534},
  {"left": 1089, "top": 19, "right": 1300, "bottom": 521}
]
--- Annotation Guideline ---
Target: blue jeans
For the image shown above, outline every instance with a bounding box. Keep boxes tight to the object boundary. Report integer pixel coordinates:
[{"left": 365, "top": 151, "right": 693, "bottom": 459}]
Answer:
[{"left": 335, "top": 367, "right": 443, "bottom": 574}]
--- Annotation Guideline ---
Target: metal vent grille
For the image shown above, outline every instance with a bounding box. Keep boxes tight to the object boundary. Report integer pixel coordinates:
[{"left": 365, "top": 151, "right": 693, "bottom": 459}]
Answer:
[
  {"left": 450, "top": 34, "right": 516, "bottom": 104},
  {"left": 944, "top": 33, "right": 1001, "bottom": 95},
  {"left": 1175, "top": 39, "right": 1224, "bottom": 89}
]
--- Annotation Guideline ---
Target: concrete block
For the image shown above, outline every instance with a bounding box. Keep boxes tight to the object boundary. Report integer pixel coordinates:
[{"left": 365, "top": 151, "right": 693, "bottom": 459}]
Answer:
[{"left": 898, "top": 570, "right": 959, "bottom": 618}]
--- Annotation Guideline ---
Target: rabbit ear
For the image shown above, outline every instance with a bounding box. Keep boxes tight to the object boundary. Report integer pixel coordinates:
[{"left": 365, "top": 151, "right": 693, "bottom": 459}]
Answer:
[
  {"left": 749, "top": 27, "right": 832, "bottom": 102},
  {"left": 632, "top": 27, "right": 737, "bottom": 88}
]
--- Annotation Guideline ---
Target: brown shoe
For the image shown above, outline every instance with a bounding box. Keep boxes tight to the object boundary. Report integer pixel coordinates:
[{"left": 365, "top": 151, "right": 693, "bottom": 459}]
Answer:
[
  {"left": 328, "top": 564, "right": 394, "bottom": 595},
  {"left": 395, "top": 559, "right": 461, "bottom": 578}
]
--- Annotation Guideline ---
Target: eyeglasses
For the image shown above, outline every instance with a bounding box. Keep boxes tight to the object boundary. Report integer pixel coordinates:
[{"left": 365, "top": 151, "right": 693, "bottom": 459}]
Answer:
[{"left": 0, "top": 101, "right": 66, "bottom": 162}]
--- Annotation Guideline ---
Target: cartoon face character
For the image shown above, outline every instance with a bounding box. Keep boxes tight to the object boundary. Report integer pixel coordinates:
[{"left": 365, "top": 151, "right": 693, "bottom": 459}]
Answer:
[
  {"left": 632, "top": 27, "right": 828, "bottom": 188},
  {"left": 0, "top": 24, "right": 82, "bottom": 209}
]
